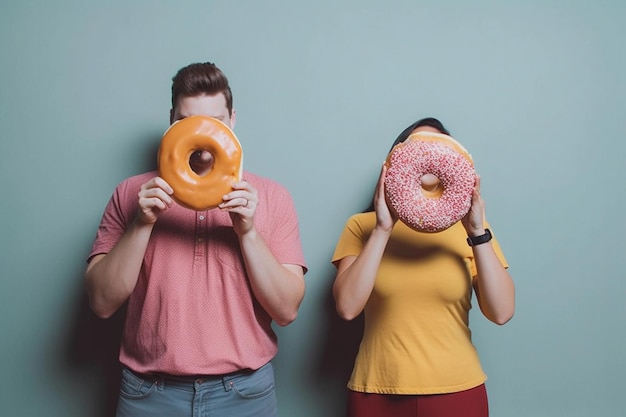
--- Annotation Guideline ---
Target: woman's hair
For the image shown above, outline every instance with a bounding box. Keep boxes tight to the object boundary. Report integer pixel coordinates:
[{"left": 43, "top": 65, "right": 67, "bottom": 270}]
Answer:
[
  {"left": 364, "top": 117, "right": 450, "bottom": 212},
  {"left": 171, "top": 62, "right": 233, "bottom": 115}
]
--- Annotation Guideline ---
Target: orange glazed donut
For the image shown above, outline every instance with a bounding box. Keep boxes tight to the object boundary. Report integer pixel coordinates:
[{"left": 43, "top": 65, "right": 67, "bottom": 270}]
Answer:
[
  {"left": 384, "top": 131, "right": 475, "bottom": 232},
  {"left": 158, "top": 115, "right": 243, "bottom": 211}
]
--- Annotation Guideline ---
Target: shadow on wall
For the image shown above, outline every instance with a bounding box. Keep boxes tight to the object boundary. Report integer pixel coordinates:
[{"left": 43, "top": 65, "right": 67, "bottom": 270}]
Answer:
[
  {"left": 314, "top": 269, "right": 364, "bottom": 407},
  {"left": 59, "top": 130, "right": 367, "bottom": 416},
  {"left": 134, "top": 134, "right": 162, "bottom": 174},
  {"left": 61, "top": 260, "right": 364, "bottom": 417},
  {"left": 65, "top": 287, "right": 126, "bottom": 417},
  {"left": 58, "top": 131, "right": 168, "bottom": 416}
]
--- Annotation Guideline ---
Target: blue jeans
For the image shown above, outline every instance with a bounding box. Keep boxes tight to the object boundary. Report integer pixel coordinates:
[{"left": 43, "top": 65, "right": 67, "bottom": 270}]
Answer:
[{"left": 115, "top": 362, "right": 278, "bottom": 417}]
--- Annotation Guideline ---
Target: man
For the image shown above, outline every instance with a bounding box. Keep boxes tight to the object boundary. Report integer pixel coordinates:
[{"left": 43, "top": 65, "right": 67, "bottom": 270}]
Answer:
[{"left": 85, "top": 62, "right": 307, "bottom": 417}]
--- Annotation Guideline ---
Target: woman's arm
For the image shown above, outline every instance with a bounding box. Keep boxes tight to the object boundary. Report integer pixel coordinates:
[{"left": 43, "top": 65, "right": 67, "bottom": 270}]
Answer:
[
  {"left": 332, "top": 164, "right": 397, "bottom": 320},
  {"left": 463, "top": 176, "right": 515, "bottom": 325},
  {"left": 471, "top": 239, "right": 515, "bottom": 325}
]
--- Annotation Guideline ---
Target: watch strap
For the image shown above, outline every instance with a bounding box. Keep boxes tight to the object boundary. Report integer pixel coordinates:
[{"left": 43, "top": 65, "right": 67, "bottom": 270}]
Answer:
[{"left": 467, "top": 229, "right": 492, "bottom": 247}]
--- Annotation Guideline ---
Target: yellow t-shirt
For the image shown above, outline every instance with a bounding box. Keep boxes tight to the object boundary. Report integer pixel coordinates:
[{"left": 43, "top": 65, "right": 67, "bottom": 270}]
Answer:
[{"left": 331, "top": 212, "right": 508, "bottom": 394}]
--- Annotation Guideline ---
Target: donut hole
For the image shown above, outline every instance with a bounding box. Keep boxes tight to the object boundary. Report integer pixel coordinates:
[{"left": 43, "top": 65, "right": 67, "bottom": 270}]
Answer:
[
  {"left": 420, "top": 173, "right": 443, "bottom": 198},
  {"left": 189, "top": 149, "right": 214, "bottom": 176}
]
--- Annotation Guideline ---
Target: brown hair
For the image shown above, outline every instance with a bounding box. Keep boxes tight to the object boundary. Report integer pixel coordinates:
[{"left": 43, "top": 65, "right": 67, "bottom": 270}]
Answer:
[{"left": 171, "top": 62, "right": 233, "bottom": 115}]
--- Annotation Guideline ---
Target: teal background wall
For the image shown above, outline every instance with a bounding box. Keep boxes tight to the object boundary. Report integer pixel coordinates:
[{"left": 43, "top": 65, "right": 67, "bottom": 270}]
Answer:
[{"left": 1, "top": 1, "right": 624, "bottom": 416}]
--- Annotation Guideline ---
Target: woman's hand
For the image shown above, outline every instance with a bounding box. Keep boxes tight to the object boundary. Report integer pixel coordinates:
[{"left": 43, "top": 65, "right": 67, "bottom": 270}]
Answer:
[
  {"left": 462, "top": 175, "right": 486, "bottom": 236},
  {"left": 374, "top": 163, "right": 398, "bottom": 232}
]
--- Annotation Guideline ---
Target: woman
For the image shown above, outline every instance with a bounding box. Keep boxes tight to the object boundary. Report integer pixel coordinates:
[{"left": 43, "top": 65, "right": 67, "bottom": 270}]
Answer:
[{"left": 331, "top": 117, "right": 515, "bottom": 417}]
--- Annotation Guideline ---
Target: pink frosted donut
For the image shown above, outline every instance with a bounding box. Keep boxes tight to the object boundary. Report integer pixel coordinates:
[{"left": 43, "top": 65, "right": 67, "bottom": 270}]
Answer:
[{"left": 384, "top": 131, "right": 475, "bottom": 232}]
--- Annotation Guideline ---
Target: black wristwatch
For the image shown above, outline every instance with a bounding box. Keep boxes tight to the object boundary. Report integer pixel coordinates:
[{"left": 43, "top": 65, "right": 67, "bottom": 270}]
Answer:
[{"left": 467, "top": 229, "right": 492, "bottom": 247}]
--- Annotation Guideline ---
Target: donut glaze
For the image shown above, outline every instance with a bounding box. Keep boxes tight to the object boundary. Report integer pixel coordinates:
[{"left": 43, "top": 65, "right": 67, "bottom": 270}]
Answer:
[
  {"left": 158, "top": 115, "right": 243, "bottom": 210},
  {"left": 384, "top": 131, "right": 475, "bottom": 232}
]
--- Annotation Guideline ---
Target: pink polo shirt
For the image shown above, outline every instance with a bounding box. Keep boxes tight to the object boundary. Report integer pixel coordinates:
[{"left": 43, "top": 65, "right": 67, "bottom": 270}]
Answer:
[{"left": 88, "top": 170, "right": 307, "bottom": 376}]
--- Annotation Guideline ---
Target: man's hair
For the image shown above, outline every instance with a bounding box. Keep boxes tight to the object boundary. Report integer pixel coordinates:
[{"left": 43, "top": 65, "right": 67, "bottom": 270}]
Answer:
[{"left": 171, "top": 62, "right": 233, "bottom": 115}]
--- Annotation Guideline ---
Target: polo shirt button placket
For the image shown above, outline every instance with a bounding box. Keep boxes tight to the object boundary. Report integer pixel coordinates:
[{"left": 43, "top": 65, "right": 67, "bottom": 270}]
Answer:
[{"left": 194, "top": 212, "right": 207, "bottom": 264}]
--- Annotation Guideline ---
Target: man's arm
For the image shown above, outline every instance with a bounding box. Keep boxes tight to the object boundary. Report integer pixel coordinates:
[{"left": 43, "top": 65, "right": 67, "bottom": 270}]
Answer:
[
  {"left": 239, "top": 231, "right": 305, "bottom": 326},
  {"left": 85, "top": 177, "right": 173, "bottom": 318},
  {"left": 219, "top": 180, "right": 305, "bottom": 326}
]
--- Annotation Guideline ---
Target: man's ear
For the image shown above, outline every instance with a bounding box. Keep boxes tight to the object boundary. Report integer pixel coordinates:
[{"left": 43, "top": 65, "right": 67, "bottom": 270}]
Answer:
[{"left": 230, "top": 108, "right": 236, "bottom": 129}]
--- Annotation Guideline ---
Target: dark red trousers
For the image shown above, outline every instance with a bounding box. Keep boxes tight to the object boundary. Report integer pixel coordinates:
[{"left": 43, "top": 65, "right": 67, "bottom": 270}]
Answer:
[{"left": 347, "top": 384, "right": 488, "bottom": 417}]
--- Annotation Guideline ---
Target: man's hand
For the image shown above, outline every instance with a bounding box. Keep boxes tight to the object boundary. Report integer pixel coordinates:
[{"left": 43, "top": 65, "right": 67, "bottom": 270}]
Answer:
[{"left": 137, "top": 177, "right": 174, "bottom": 224}]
